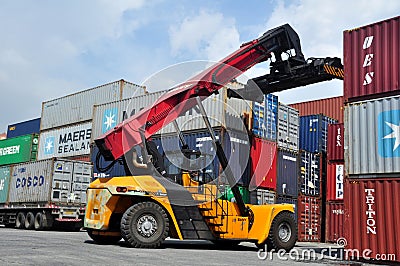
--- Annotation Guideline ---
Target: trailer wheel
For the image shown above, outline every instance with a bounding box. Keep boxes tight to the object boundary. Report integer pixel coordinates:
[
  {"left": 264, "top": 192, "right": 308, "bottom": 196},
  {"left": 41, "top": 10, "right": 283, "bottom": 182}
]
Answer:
[
  {"left": 25, "top": 212, "right": 35, "bottom": 230},
  {"left": 87, "top": 229, "right": 121, "bottom": 245},
  {"left": 121, "top": 202, "right": 169, "bottom": 248},
  {"left": 34, "top": 212, "right": 45, "bottom": 230},
  {"left": 267, "top": 211, "right": 297, "bottom": 252},
  {"left": 16, "top": 212, "right": 26, "bottom": 229}
]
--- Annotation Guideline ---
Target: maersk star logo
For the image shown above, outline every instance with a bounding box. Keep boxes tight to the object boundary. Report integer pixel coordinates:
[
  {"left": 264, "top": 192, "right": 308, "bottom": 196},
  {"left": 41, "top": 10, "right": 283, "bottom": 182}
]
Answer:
[
  {"left": 378, "top": 110, "right": 400, "bottom": 158},
  {"left": 44, "top": 136, "right": 55, "bottom": 155},
  {"left": 102, "top": 108, "right": 118, "bottom": 133}
]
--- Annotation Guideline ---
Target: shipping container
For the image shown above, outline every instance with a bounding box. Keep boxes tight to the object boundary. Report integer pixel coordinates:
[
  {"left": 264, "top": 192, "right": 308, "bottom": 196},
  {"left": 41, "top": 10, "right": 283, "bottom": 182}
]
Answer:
[
  {"left": 299, "top": 114, "right": 337, "bottom": 153},
  {"left": 297, "top": 195, "right": 321, "bottom": 242},
  {"left": 249, "top": 137, "right": 277, "bottom": 190},
  {"left": 7, "top": 118, "right": 40, "bottom": 138},
  {"left": 0, "top": 134, "right": 38, "bottom": 166},
  {"left": 344, "top": 16, "right": 400, "bottom": 103},
  {"left": 344, "top": 178, "right": 400, "bottom": 262},
  {"left": 249, "top": 188, "right": 276, "bottom": 205},
  {"left": 252, "top": 94, "right": 278, "bottom": 140},
  {"left": 276, "top": 149, "right": 298, "bottom": 197},
  {"left": 91, "top": 90, "right": 168, "bottom": 141},
  {"left": 289, "top": 96, "right": 344, "bottom": 123},
  {"left": 40, "top": 79, "right": 146, "bottom": 130},
  {"left": 325, "top": 201, "right": 344, "bottom": 243},
  {"left": 38, "top": 122, "right": 92, "bottom": 160},
  {"left": 91, "top": 144, "right": 127, "bottom": 180},
  {"left": 327, "top": 123, "right": 344, "bottom": 162},
  {"left": 345, "top": 96, "right": 400, "bottom": 176},
  {"left": 276, "top": 196, "right": 298, "bottom": 223},
  {"left": 8, "top": 159, "right": 91, "bottom": 205},
  {"left": 220, "top": 185, "right": 250, "bottom": 204},
  {"left": 326, "top": 163, "right": 344, "bottom": 201},
  {"left": 299, "top": 151, "right": 322, "bottom": 196},
  {"left": 277, "top": 103, "right": 299, "bottom": 151},
  {"left": 0, "top": 166, "right": 10, "bottom": 203}
]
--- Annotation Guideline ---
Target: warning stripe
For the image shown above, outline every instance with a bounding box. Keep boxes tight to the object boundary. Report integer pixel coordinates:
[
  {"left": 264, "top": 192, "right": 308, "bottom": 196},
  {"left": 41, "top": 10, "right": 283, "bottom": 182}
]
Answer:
[{"left": 323, "top": 65, "right": 344, "bottom": 79}]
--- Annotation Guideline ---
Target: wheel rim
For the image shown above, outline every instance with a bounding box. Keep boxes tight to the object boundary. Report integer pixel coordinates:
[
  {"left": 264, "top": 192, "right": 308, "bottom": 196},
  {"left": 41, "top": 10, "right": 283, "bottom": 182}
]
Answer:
[
  {"left": 136, "top": 214, "right": 158, "bottom": 238},
  {"left": 278, "top": 222, "right": 292, "bottom": 242}
]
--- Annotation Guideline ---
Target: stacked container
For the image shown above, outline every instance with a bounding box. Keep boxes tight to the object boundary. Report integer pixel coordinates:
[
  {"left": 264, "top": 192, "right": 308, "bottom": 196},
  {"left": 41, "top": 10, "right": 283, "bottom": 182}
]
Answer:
[
  {"left": 7, "top": 118, "right": 40, "bottom": 138},
  {"left": 343, "top": 16, "right": 400, "bottom": 263},
  {"left": 0, "top": 134, "right": 39, "bottom": 166}
]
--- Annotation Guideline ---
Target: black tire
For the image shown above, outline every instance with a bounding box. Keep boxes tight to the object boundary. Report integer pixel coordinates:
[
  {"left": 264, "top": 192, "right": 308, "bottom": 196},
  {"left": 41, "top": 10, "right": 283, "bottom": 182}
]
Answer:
[
  {"left": 15, "top": 212, "right": 26, "bottom": 229},
  {"left": 87, "top": 229, "right": 121, "bottom": 245},
  {"left": 34, "top": 212, "right": 45, "bottom": 231},
  {"left": 121, "top": 202, "right": 169, "bottom": 248},
  {"left": 25, "top": 212, "right": 35, "bottom": 230},
  {"left": 212, "top": 240, "right": 241, "bottom": 249},
  {"left": 267, "top": 211, "right": 297, "bottom": 252}
]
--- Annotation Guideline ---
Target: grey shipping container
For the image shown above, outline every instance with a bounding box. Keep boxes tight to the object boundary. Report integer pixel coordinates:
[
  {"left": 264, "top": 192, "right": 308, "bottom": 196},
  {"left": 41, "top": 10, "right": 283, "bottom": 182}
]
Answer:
[
  {"left": 91, "top": 90, "right": 168, "bottom": 142},
  {"left": 38, "top": 122, "right": 92, "bottom": 160},
  {"left": 249, "top": 188, "right": 276, "bottom": 205},
  {"left": 299, "top": 151, "right": 322, "bottom": 197},
  {"left": 40, "top": 79, "right": 146, "bottom": 130},
  {"left": 345, "top": 96, "right": 400, "bottom": 176},
  {"left": 278, "top": 103, "right": 299, "bottom": 151},
  {"left": 277, "top": 149, "right": 298, "bottom": 197},
  {"left": 0, "top": 166, "right": 11, "bottom": 204},
  {"left": 8, "top": 158, "right": 92, "bottom": 206}
]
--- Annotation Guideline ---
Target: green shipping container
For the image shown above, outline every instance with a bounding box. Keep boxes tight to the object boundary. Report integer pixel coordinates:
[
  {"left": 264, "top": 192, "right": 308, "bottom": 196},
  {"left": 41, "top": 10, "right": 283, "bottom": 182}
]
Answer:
[
  {"left": 0, "top": 166, "right": 10, "bottom": 203},
  {"left": 0, "top": 134, "right": 38, "bottom": 166},
  {"left": 220, "top": 185, "right": 250, "bottom": 204}
]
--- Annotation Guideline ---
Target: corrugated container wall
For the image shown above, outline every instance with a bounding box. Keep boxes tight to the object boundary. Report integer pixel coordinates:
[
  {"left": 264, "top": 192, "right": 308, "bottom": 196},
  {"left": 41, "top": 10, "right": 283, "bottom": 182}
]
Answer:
[
  {"left": 0, "top": 166, "right": 10, "bottom": 204},
  {"left": 300, "top": 114, "right": 337, "bottom": 153},
  {"left": 8, "top": 159, "right": 92, "bottom": 205},
  {"left": 297, "top": 195, "right": 322, "bottom": 242},
  {"left": 276, "top": 149, "right": 298, "bottom": 197},
  {"left": 38, "top": 122, "right": 92, "bottom": 160},
  {"left": 345, "top": 96, "right": 400, "bottom": 176},
  {"left": 40, "top": 79, "right": 146, "bottom": 130},
  {"left": 249, "top": 137, "right": 277, "bottom": 190},
  {"left": 326, "top": 163, "right": 344, "bottom": 201},
  {"left": 299, "top": 151, "right": 322, "bottom": 196},
  {"left": 289, "top": 96, "right": 344, "bottom": 123},
  {"left": 344, "top": 16, "right": 400, "bottom": 103},
  {"left": 252, "top": 94, "right": 278, "bottom": 140},
  {"left": 91, "top": 90, "right": 167, "bottom": 142},
  {"left": 278, "top": 103, "right": 299, "bottom": 151},
  {"left": 0, "top": 134, "right": 38, "bottom": 166},
  {"left": 327, "top": 123, "right": 344, "bottom": 161},
  {"left": 7, "top": 118, "right": 40, "bottom": 138},
  {"left": 276, "top": 196, "right": 298, "bottom": 223},
  {"left": 344, "top": 178, "right": 400, "bottom": 262},
  {"left": 249, "top": 189, "right": 276, "bottom": 205},
  {"left": 325, "top": 201, "right": 344, "bottom": 243}
]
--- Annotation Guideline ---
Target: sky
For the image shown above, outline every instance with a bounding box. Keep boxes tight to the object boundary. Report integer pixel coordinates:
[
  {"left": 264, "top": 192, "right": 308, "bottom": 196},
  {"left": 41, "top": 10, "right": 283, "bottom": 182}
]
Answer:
[{"left": 0, "top": 0, "right": 399, "bottom": 133}]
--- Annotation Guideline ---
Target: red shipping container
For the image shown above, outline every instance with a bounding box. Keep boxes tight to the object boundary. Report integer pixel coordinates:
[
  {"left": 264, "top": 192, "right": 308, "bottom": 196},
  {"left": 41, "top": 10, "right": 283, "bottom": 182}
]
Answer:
[
  {"left": 344, "top": 178, "right": 400, "bottom": 263},
  {"left": 327, "top": 123, "right": 344, "bottom": 162},
  {"left": 249, "top": 137, "right": 277, "bottom": 190},
  {"left": 344, "top": 16, "right": 400, "bottom": 103},
  {"left": 325, "top": 201, "right": 344, "bottom": 243},
  {"left": 297, "top": 195, "right": 321, "bottom": 242},
  {"left": 326, "top": 163, "right": 344, "bottom": 201},
  {"left": 289, "top": 96, "right": 344, "bottom": 123}
]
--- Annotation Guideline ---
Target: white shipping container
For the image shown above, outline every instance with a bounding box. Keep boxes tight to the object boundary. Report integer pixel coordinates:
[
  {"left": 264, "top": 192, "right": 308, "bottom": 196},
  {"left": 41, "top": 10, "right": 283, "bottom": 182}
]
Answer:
[
  {"left": 91, "top": 90, "right": 168, "bottom": 142},
  {"left": 278, "top": 103, "right": 299, "bottom": 151},
  {"left": 40, "top": 79, "right": 146, "bottom": 130},
  {"left": 8, "top": 159, "right": 92, "bottom": 205},
  {"left": 38, "top": 122, "right": 92, "bottom": 160},
  {"left": 345, "top": 96, "right": 400, "bottom": 176}
]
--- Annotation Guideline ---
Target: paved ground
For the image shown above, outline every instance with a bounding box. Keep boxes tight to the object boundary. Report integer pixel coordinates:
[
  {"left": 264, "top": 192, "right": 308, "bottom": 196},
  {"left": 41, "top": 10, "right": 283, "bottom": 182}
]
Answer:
[{"left": 0, "top": 227, "right": 391, "bottom": 266}]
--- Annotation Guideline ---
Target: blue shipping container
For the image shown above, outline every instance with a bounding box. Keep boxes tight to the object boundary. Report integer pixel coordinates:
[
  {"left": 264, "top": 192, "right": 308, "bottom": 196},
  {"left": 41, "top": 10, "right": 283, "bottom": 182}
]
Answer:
[
  {"left": 299, "top": 150, "right": 322, "bottom": 196},
  {"left": 276, "top": 195, "right": 298, "bottom": 223},
  {"left": 252, "top": 94, "right": 278, "bottom": 140},
  {"left": 7, "top": 118, "right": 40, "bottom": 138},
  {"left": 91, "top": 145, "right": 127, "bottom": 180},
  {"left": 299, "top": 114, "right": 337, "bottom": 153},
  {"left": 277, "top": 149, "right": 298, "bottom": 197}
]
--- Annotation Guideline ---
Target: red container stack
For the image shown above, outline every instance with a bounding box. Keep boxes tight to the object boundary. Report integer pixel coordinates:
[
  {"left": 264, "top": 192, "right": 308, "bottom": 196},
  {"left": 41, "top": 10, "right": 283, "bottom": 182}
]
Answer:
[
  {"left": 343, "top": 16, "right": 400, "bottom": 263},
  {"left": 297, "top": 195, "right": 321, "bottom": 242}
]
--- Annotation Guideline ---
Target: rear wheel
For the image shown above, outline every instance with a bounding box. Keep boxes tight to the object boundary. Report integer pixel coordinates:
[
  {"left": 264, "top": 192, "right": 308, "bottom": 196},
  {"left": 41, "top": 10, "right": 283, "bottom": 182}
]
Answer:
[
  {"left": 121, "top": 202, "right": 169, "bottom": 248},
  {"left": 25, "top": 212, "right": 35, "bottom": 230},
  {"left": 15, "top": 212, "right": 26, "bottom": 229},
  {"left": 34, "top": 212, "right": 45, "bottom": 230},
  {"left": 87, "top": 229, "right": 121, "bottom": 245},
  {"left": 267, "top": 212, "right": 297, "bottom": 252}
]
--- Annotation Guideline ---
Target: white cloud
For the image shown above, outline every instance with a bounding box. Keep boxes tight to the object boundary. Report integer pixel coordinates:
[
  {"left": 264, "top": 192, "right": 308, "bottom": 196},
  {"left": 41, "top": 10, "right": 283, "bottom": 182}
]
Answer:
[{"left": 169, "top": 10, "right": 241, "bottom": 61}]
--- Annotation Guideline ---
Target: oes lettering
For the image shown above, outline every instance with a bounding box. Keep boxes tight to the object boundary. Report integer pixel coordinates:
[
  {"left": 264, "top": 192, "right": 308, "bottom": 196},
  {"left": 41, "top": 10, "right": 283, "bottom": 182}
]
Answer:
[{"left": 16, "top": 175, "right": 44, "bottom": 188}]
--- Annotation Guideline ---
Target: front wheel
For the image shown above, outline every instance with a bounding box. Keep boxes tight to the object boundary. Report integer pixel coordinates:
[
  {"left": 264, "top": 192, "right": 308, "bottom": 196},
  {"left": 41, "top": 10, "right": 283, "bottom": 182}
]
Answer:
[
  {"left": 121, "top": 202, "right": 169, "bottom": 248},
  {"left": 267, "top": 211, "right": 297, "bottom": 252}
]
